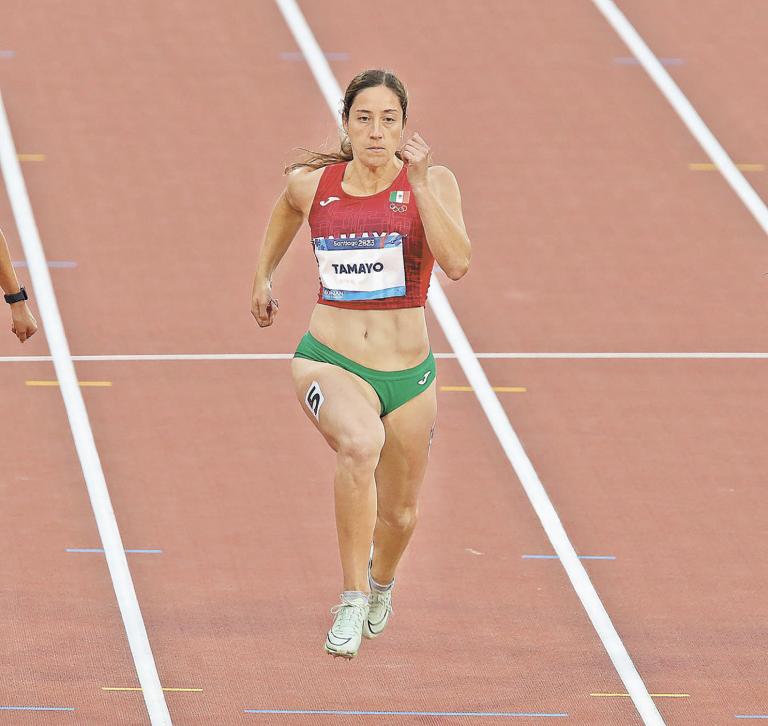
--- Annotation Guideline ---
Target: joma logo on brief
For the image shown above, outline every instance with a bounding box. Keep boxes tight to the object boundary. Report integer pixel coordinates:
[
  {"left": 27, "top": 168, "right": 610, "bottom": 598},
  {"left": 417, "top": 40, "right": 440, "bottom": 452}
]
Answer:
[{"left": 332, "top": 262, "right": 384, "bottom": 274}]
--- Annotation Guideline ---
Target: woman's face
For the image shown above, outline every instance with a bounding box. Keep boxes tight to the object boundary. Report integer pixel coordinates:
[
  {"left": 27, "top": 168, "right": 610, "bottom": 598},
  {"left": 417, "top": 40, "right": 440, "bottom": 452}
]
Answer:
[{"left": 344, "top": 85, "right": 404, "bottom": 168}]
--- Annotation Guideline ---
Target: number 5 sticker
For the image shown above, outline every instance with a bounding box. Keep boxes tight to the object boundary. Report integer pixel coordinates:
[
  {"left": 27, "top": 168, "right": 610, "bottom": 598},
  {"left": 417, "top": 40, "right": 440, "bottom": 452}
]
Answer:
[{"left": 305, "top": 380, "right": 325, "bottom": 420}]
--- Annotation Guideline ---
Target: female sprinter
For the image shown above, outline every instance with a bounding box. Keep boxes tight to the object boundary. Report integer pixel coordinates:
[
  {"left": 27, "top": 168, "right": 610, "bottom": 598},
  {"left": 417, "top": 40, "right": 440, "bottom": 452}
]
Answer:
[{"left": 251, "top": 69, "right": 470, "bottom": 659}]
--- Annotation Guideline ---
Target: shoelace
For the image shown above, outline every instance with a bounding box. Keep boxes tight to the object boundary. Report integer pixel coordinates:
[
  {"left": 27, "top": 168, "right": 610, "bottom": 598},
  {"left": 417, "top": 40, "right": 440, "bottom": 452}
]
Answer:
[{"left": 329, "top": 598, "right": 367, "bottom": 636}]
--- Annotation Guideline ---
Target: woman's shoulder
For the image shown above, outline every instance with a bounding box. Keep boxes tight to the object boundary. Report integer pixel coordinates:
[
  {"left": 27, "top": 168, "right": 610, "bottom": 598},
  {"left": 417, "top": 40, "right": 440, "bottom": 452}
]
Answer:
[
  {"left": 285, "top": 165, "right": 326, "bottom": 214},
  {"left": 287, "top": 164, "right": 325, "bottom": 191}
]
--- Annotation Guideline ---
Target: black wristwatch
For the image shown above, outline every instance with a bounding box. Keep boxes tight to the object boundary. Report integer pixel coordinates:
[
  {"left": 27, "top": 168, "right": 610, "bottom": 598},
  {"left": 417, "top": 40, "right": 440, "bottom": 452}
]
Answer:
[{"left": 4, "top": 285, "right": 28, "bottom": 304}]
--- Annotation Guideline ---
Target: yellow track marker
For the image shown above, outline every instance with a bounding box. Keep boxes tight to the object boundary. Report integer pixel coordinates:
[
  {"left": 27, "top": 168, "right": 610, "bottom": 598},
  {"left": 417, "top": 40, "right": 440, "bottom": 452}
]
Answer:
[
  {"left": 26, "top": 380, "right": 112, "bottom": 387},
  {"left": 689, "top": 162, "right": 764, "bottom": 172},
  {"left": 17, "top": 153, "right": 46, "bottom": 162},
  {"left": 591, "top": 693, "right": 690, "bottom": 698},
  {"left": 102, "top": 687, "right": 202, "bottom": 693},
  {"left": 441, "top": 385, "right": 527, "bottom": 393}
]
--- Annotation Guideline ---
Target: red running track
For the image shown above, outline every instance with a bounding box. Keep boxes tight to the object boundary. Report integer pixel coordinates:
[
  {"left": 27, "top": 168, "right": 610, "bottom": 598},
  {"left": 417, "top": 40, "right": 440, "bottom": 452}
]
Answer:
[{"left": 1, "top": 1, "right": 766, "bottom": 724}]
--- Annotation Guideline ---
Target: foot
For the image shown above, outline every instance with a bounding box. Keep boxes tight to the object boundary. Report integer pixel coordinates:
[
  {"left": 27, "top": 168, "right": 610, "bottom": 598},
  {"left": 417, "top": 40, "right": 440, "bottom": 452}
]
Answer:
[
  {"left": 364, "top": 546, "right": 394, "bottom": 639},
  {"left": 363, "top": 586, "right": 393, "bottom": 639},
  {"left": 324, "top": 593, "right": 369, "bottom": 659}
]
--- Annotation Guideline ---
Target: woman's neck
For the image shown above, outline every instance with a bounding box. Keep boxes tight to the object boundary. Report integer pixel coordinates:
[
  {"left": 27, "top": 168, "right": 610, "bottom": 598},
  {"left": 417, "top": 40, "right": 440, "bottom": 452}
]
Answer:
[{"left": 344, "top": 157, "right": 403, "bottom": 194}]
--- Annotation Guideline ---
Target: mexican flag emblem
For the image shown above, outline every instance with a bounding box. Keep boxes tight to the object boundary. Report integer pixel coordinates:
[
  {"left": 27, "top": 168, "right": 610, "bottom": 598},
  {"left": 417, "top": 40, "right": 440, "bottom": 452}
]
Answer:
[{"left": 389, "top": 190, "right": 410, "bottom": 204}]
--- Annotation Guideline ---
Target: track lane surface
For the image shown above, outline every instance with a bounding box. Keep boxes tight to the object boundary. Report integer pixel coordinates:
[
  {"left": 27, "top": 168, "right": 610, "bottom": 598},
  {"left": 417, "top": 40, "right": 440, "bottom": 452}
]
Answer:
[
  {"left": 483, "top": 357, "right": 768, "bottom": 722},
  {"left": 616, "top": 0, "right": 768, "bottom": 203},
  {"left": 586, "top": 1, "right": 768, "bottom": 717},
  {"left": 0, "top": 363, "right": 149, "bottom": 724},
  {"left": 1, "top": 1, "right": 760, "bottom": 724}
]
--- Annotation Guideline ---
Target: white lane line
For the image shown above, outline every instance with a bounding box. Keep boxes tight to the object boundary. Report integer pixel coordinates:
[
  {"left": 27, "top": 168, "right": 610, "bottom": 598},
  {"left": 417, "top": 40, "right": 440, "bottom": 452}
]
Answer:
[
  {"left": 0, "top": 92, "right": 172, "bottom": 726},
  {"left": 274, "top": 2, "right": 665, "bottom": 724},
  {"left": 0, "top": 353, "right": 768, "bottom": 363},
  {"left": 2, "top": 352, "right": 768, "bottom": 363},
  {"left": 592, "top": 0, "right": 768, "bottom": 237}
]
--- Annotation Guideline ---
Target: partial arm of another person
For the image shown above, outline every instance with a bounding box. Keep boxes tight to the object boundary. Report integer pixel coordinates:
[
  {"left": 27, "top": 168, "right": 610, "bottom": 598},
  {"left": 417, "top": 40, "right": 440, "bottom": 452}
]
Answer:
[
  {"left": 0, "top": 226, "right": 38, "bottom": 343},
  {"left": 401, "top": 132, "right": 471, "bottom": 280},
  {"left": 250, "top": 173, "right": 308, "bottom": 327}
]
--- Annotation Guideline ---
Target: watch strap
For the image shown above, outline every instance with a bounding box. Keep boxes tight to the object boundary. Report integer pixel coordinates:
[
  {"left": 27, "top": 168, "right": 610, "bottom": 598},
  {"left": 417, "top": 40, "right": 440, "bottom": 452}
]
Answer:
[{"left": 4, "top": 285, "right": 28, "bottom": 304}]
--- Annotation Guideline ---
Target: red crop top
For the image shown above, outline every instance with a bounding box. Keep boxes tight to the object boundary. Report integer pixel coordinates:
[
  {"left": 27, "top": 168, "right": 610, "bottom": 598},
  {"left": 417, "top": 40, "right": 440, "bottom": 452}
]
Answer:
[{"left": 307, "top": 162, "right": 434, "bottom": 310}]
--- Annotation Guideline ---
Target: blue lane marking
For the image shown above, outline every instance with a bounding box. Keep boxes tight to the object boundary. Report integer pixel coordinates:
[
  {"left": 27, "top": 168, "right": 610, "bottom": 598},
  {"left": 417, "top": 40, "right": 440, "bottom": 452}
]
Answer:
[
  {"left": 13, "top": 260, "right": 77, "bottom": 268},
  {"left": 736, "top": 717, "right": 768, "bottom": 720},
  {"left": 244, "top": 710, "right": 567, "bottom": 718},
  {"left": 522, "top": 555, "right": 616, "bottom": 560},
  {"left": 280, "top": 51, "right": 349, "bottom": 61},
  {"left": 0, "top": 706, "right": 75, "bottom": 711},
  {"left": 66, "top": 548, "right": 162, "bottom": 554},
  {"left": 0, "top": 50, "right": 15, "bottom": 59},
  {"left": 613, "top": 56, "right": 684, "bottom": 66}
]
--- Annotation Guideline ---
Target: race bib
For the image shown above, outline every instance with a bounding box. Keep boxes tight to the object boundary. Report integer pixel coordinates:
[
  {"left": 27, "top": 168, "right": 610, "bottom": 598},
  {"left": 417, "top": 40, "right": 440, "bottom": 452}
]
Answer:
[{"left": 313, "top": 232, "right": 407, "bottom": 302}]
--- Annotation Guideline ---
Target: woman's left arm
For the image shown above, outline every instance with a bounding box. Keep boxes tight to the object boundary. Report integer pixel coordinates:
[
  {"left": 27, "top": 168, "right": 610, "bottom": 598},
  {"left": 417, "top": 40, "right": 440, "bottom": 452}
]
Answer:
[{"left": 402, "top": 133, "right": 471, "bottom": 280}]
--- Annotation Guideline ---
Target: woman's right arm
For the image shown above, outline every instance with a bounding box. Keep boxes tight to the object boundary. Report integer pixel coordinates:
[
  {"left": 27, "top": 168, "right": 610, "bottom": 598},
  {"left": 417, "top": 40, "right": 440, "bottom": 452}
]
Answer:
[
  {"left": 0, "top": 226, "right": 24, "bottom": 299},
  {"left": 250, "top": 179, "right": 306, "bottom": 328},
  {"left": 0, "top": 226, "right": 39, "bottom": 343}
]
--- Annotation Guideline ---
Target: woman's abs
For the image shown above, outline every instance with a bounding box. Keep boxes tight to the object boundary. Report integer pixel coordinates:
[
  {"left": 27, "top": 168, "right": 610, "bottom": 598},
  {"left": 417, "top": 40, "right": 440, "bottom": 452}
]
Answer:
[{"left": 308, "top": 305, "right": 430, "bottom": 371}]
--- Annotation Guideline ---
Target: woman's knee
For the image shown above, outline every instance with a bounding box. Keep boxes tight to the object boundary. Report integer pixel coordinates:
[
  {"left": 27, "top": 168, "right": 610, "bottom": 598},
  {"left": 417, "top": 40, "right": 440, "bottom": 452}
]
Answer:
[
  {"left": 336, "top": 428, "right": 385, "bottom": 472},
  {"left": 378, "top": 504, "right": 419, "bottom": 533}
]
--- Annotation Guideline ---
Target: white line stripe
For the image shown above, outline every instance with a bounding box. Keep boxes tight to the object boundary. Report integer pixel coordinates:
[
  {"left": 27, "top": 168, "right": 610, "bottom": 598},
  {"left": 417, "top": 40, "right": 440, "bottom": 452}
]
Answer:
[
  {"left": 592, "top": 0, "right": 768, "bottom": 237},
  {"left": 0, "top": 91, "right": 172, "bottom": 726},
  {"left": 472, "top": 352, "right": 768, "bottom": 359},
  {"left": 3, "top": 352, "right": 768, "bottom": 363},
  {"left": 78, "top": 353, "right": 290, "bottom": 361},
  {"left": 274, "top": 2, "right": 665, "bottom": 724}
]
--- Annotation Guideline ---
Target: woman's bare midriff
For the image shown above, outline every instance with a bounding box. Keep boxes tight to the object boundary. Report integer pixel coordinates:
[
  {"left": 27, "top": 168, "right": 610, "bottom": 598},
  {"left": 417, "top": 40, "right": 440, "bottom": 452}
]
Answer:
[{"left": 308, "top": 304, "right": 430, "bottom": 371}]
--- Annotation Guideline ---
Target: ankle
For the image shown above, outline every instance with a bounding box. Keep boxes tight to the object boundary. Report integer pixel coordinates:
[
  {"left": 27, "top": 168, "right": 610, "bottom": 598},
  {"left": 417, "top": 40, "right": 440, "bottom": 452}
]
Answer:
[
  {"left": 368, "top": 572, "right": 395, "bottom": 592},
  {"left": 342, "top": 589, "right": 369, "bottom": 601}
]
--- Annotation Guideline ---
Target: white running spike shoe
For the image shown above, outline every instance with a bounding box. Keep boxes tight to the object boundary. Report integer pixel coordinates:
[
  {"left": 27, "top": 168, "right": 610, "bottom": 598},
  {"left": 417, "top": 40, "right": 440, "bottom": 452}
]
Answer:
[
  {"left": 363, "top": 587, "right": 393, "bottom": 639},
  {"left": 324, "top": 593, "right": 369, "bottom": 659},
  {"left": 363, "top": 546, "right": 394, "bottom": 639}
]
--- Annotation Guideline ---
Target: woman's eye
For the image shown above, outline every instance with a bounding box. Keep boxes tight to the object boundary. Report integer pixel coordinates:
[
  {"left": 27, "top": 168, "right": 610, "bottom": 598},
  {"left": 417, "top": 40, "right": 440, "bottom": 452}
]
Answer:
[
  {"left": 358, "top": 116, "right": 369, "bottom": 122},
  {"left": 385, "top": 117, "right": 395, "bottom": 123}
]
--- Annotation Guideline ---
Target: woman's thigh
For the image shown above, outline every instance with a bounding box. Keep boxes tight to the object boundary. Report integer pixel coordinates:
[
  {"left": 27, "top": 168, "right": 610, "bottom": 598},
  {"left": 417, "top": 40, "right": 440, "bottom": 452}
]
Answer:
[
  {"left": 291, "top": 358, "right": 384, "bottom": 453},
  {"left": 374, "top": 381, "right": 437, "bottom": 512}
]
